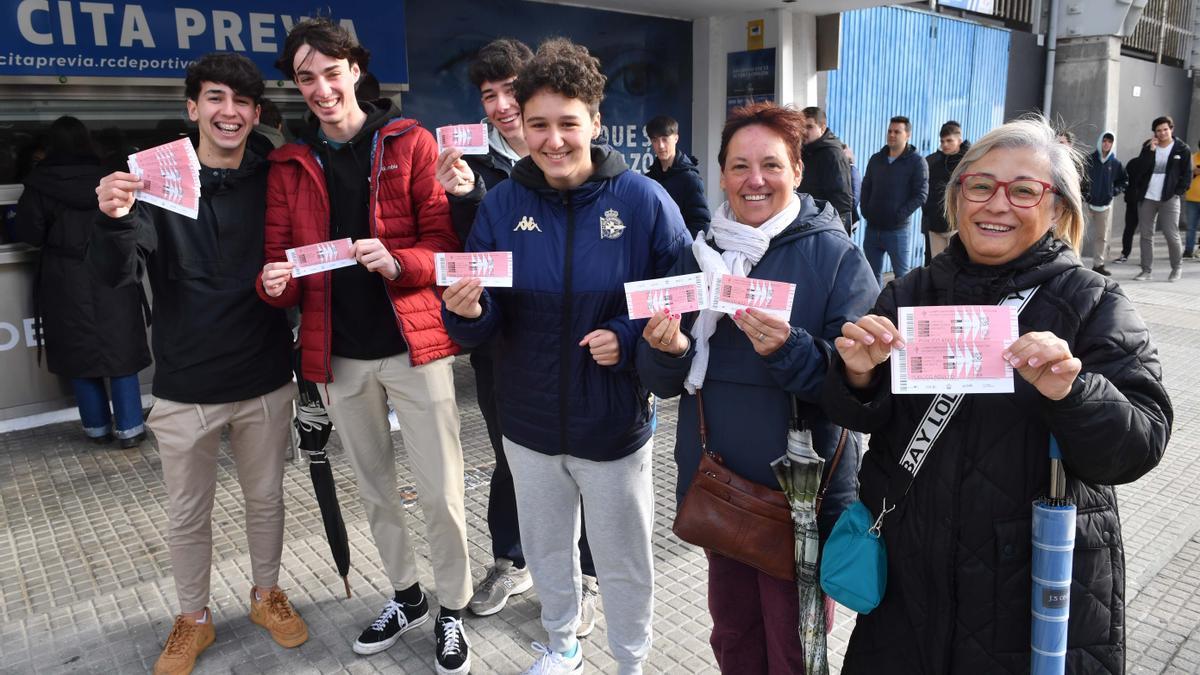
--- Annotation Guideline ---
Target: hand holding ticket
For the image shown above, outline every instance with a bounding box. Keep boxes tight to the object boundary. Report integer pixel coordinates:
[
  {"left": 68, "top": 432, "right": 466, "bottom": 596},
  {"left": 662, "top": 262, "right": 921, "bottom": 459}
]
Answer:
[
  {"left": 436, "top": 124, "right": 489, "bottom": 156},
  {"left": 436, "top": 252, "right": 514, "bottom": 287}
]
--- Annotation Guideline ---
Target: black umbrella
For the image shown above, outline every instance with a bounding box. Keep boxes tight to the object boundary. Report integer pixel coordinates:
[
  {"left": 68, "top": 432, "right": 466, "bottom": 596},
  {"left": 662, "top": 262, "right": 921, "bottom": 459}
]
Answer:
[{"left": 294, "top": 359, "right": 352, "bottom": 598}]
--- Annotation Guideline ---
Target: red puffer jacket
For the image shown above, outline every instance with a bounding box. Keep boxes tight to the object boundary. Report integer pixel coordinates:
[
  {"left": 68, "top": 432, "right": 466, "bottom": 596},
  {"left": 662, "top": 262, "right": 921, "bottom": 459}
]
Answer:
[{"left": 257, "top": 117, "right": 460, "bottom": 383}]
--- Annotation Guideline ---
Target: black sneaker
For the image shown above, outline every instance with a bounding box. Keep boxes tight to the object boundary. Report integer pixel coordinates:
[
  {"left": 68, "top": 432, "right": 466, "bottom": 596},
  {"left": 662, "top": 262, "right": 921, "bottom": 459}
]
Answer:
[
  {"left": 352, "top": 594, "right": 429, "bottom": 655},
  {"left": 1092, "top": 265, "right": 1112, "bottom": 277},
  {"left": 435, "top": 615, "right": 471, "bottom": 675}
]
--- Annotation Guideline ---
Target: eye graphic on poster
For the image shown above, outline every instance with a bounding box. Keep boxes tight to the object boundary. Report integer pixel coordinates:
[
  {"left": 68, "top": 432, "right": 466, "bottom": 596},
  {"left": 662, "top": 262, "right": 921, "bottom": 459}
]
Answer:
[{"left": 403, "top": 0, "right": 692, "bottom": 175}]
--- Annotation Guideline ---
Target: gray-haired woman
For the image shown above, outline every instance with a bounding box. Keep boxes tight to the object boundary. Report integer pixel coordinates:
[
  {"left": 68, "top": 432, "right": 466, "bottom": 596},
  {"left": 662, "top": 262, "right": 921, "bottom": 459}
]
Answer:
[{"left": 822, "top": 116, "right": 1171, "bottom": 673}]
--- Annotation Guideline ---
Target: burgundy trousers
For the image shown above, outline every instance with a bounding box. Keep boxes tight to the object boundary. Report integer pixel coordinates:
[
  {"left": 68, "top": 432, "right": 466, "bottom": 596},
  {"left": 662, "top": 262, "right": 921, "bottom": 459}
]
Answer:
[{"left": 707, "top": 550, "right": 810, "bottom": 674}]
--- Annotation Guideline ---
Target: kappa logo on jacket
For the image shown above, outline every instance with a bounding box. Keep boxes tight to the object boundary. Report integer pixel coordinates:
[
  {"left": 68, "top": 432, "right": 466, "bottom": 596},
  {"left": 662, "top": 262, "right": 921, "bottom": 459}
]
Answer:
[
  {"left": 514, "top": 216, "right": 542, "bottom": 232},
  {"left": 600, "top": 208, "right": 625, "bottom": 239}
]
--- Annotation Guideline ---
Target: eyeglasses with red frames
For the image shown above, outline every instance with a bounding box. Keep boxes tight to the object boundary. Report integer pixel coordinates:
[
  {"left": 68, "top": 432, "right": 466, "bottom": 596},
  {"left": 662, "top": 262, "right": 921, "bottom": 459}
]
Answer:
[{"left": 956, "top": 173, "right": 1059, "bottom": 208}]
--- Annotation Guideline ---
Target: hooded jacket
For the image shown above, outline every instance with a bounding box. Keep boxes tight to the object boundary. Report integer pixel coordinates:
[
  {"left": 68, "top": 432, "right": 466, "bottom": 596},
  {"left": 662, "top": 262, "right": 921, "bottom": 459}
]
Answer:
[
  {"left": 442, "top": 146, "right": 688, "bottom": 461},
  {"left": 635, "top": 195, "right": 878, "bottom": 540},
  {"left": 861, "top": 143, "right": 930, "bottom": 231},
  {"left": 1085, "top": 132, "right": 1127, "bottom": 209},
  {"left": 646, "top": 151, "right": 712, "bottom": 238},
  {"left": 258, "top": 103, "right": 460, "bottom": 383},
  {"left": 89, "top": 133, "right": 292, "bottom": 404},
  {"left": 922, "top": 140, "right": 971, "bottom": 234},
  {"left": 798, "top": 128, "right": 856, "bottom": 232},
  {"left": 1131, "top": 136, "right": 1193, "bottom": 201},
  {"left": 822, "top": 234, "right": 1171, "bottom": 674},
  {"left": 18, "top": 154, "right": 150, "bottom": 378}
]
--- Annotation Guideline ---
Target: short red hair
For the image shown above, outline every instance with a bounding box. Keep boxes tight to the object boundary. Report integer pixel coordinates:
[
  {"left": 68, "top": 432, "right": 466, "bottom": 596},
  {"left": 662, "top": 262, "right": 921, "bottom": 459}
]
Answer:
[{"left": 718, "top": 103, "right": 806, "bottom": 170}]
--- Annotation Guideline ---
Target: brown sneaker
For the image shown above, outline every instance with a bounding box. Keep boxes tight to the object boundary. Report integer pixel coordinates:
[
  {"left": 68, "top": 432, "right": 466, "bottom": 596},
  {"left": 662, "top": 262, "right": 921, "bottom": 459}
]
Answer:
[
  {"left": 249, "top": 587, "right": 308, "bottom": 648},
  {"left": 153, "top": 611, "right": 216, "bottom": 675}
]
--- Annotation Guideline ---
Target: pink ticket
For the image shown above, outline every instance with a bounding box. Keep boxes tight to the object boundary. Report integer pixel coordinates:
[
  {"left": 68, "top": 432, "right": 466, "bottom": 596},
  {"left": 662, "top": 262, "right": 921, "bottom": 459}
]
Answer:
[
  {"left": 128, "top": 138, "right": 201, "bottom": 220},
  {"left": 891, "top": 305, "right": 1018, "bottom": 394},
  {"left": 286, "top": 238, "right": 357, "bottom": 277},
  {"left": 624, "top": 273, "right": 708, "bottom": 319},
  {"left": 436, "top": 123, "right": 489, "bottom": 156},
  {"left": 708, "top": 274, "right": 795, "bottom": 320},
  {"left": 435, "top": 252, "right": 513, "bottom": 287}
]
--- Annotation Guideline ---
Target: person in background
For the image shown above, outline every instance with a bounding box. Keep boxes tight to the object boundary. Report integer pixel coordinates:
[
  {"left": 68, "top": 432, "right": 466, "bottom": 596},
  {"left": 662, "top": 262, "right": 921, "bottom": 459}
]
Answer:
[
  {"left": 256, "top": 98, "right": 287, "bottom": 149},
  {"left": 646, "top": 114, "right": 712, "bottom": 238},
  {"left": 16, "top": 115, "right": 151, "bottom": 448},
  {"left": 637, "top": 102, "right": 877, "bottom": 674},
  {"left": 842, "top": 142, "right": 862, "bottom": 213},
  {"left": 1182, "top": 138, "right": 1200, "bottom": 259},
  {"left": 824, "top": 116, "right": 1169, "bottom": 673},
  {"left": 442, "top": 38, "right": 687, "bottom": 675},
  {"left": 922, "top": 121, "right": 970, "bottom": 264},
  {"left": 860, "top": 115, "right": 929, "bottom": 286},
  {"left": 1115, "top": 150, "right": 1151, "bottom": 264},
  {"left": 91, "top": 53, "right": 305, "bottom": 675},
  {"left": 797, "top": 106, "right": 855, "bottom": 234},
  {"left": 1056, "top": 130, "right": 1075, "bottom": 146},
  {"left": 258, "top": 18, "right": 471, "bottom": 674},
  {"left": 1131, "top": 115, "right": 1191, "bottom": 282},
  {"left": 1083, "top": 131, "right": 1127, "bottom": 276},
  {"left": 435, "top": 37, "right": 602, "bottom": 633}
]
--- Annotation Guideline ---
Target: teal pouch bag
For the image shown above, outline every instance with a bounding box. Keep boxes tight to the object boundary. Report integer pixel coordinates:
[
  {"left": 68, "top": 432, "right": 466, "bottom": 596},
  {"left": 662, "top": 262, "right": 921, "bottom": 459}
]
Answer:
[{"left": 820, "top": 500, "right": 887, "bottom": 614}]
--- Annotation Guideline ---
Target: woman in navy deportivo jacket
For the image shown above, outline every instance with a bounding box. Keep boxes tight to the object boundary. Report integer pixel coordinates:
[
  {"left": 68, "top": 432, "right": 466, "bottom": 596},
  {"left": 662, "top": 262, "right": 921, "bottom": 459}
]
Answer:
[{"left": 442, "top": 39, "right": 688, "bottom": 675}]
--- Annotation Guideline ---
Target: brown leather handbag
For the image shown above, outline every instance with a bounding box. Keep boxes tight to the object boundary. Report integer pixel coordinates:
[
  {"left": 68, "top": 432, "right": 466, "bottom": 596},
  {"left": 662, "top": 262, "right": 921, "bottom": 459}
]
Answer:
[{"left": 672, "top": 390, "right": 849, "bottom": 581}]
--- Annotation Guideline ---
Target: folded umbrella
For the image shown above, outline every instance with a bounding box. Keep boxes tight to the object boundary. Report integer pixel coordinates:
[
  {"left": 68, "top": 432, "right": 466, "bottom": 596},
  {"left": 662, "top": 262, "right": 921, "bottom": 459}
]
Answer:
[
  {"left": 1031, "top": 436, "right": 1073, "bottom": 674},
  {"left": 294, "top": 364, "right": 352, "bottom": 598}
]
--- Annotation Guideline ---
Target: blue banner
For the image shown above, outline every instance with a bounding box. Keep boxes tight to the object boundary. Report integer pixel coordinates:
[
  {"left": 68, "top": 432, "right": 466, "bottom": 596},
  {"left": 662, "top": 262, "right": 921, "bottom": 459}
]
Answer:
[
  {"left": 403, "top": 0, "right": 693, "bottom": 175},
  {"left": 0, "top": 1, "right": 407, "bottom": 84}
]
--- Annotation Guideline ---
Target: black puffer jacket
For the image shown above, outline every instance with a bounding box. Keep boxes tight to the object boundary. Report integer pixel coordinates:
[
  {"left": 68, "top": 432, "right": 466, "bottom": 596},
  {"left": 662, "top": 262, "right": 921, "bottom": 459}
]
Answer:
[
  {"left": 447, "top": 133, "right": 520, "bottom": 244},
  {"left": 799, "top": 128, "right": 855, "bottom": 233},
  {"left": 922, "top": 141, "right": 970, "bottom": 234},
  {"left": 16, "top": 155, "right": 151, "bottom": 378},
  {"left": 646, "top": 151, "right": 712, "bottom": 238},
  {"left": 822, "top": 234, "right": 1171, "bottom": 674},
  {"left": 89, "top": 133, "right": 291, "bottom": 404}
]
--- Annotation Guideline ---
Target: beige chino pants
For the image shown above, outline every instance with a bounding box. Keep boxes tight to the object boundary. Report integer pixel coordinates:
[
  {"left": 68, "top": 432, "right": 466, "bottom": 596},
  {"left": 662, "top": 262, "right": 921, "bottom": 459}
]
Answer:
[
  {"left": 148, "top": 382, "right": 293, "bottom": 613},
  {"left": 320, "top": 354, "right": 472, "bottom": 610}
]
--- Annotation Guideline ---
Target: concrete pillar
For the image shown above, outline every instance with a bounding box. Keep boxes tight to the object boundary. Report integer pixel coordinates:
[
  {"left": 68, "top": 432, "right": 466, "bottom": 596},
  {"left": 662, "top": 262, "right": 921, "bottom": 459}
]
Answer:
[{"left": 1050, "top": 35, "right": 1122, "bottom": 141}]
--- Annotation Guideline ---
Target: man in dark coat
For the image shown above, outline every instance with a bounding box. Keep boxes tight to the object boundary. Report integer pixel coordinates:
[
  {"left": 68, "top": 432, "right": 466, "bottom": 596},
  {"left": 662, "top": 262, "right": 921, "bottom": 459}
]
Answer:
[
  {"left": 922, "top": 120, "right": 970, "bottom": 264},
  {"left": 16, "top": 115, "right": 150, "bottom": 446},
  {"left": 798, "top": 106, "right": 855, "bottom": 234},
  {"left": 1083, "top": 131, "right": 1127, "bottom": 276},
  {"left": 433, "top": 37, "right": 601, "bottom": 632},
  {"left": 1131, "top": 115, "right": 1192, "bottom": 281},
  {"left": 645, "top": 114, "right": 711, "bottom": 238},
  {"left": 90, "top": 53, "right": 305, "bottom": 675},
  {"left": 860, "top": 115, "right": 929, "bottom": 286}
]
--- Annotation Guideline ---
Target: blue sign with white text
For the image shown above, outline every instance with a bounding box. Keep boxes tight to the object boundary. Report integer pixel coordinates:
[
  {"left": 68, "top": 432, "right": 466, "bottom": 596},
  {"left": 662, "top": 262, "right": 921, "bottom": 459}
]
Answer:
[{"left": 0, "top": 1, "right": 408, "bottom": 84}]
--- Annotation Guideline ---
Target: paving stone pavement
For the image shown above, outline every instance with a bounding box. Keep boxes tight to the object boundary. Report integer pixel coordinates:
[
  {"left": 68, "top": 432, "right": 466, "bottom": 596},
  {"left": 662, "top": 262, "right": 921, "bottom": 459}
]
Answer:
[{"left": 2, "top": 237, "right": 1199, "bottom": 674}]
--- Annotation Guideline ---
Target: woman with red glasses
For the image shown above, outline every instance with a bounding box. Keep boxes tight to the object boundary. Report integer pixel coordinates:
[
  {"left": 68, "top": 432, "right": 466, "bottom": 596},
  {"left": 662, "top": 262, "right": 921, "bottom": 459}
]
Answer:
[{"left": 822, "top": 116, "right": 1171, "bottom": 673}]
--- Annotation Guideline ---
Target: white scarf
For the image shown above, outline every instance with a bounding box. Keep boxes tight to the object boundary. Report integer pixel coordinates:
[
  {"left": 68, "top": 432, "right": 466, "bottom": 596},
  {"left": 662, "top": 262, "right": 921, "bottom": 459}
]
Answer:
[{"left": 685, "top": 195, "right": 802, "bottom": 394}]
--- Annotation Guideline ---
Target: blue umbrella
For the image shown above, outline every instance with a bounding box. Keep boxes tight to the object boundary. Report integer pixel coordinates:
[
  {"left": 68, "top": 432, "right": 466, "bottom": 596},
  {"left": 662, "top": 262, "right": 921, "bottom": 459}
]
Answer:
[{"left": 1031, "top": 436, "right": 1074, "bottom": 674}]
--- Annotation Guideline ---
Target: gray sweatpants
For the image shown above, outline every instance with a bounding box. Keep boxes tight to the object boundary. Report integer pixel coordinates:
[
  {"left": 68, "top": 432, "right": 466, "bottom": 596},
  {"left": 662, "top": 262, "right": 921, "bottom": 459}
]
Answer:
[
  {"left": 1138, "top": 196, "right": 1183, "bottom": 273},
  {"left": 503, "top": 437, "right": 655, "bottom": 675}
]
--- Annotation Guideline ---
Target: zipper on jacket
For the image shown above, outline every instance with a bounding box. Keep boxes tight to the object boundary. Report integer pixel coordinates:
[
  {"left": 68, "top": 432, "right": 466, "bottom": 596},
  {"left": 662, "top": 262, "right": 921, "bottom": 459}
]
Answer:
[
  {"left": 559, "top": 193, "right": 575, "bottom": 454},
  {"left": 368, "top": 124, "right": 420, "bottom": 367}
]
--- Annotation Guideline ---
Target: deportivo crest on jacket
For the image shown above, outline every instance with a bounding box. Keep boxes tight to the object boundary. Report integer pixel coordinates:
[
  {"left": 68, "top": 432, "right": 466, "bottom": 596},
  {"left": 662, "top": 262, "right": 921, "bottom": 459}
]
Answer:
[{"left": 600, "top": 208, "right": 625, "bottom": 239}]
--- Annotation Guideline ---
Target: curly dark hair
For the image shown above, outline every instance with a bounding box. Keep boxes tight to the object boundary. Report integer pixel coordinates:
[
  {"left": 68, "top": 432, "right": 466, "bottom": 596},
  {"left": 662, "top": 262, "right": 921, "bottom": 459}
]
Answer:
[
  {"left": 469, "top": 38, "right": 533, "bottom": 89},
  {"left": 185, "top": 52, "right": 264, "bottom": 104},
  {"left": 275, "top": 17, "right": 370, "bottom": 80},
  {"left": 514, "top": 38, "right": 606, "bottom": 115},
  {"left": 718, "top": 102, "right": 806, "bottom": 170}
]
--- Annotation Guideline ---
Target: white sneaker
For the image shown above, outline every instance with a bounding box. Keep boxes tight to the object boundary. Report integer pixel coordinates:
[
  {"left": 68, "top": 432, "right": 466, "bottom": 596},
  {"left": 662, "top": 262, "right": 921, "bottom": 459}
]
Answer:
[
  {"left": 576, "top": 575, "right": 599, "bottom": 638},
  {"left": 522, "top": 641, "right": 584, "bottom": 674}
]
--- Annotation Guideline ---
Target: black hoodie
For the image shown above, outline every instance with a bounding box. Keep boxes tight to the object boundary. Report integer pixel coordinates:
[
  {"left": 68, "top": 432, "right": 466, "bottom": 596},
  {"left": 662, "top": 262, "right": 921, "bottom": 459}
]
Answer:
[
  {"left": 18, "top": 154, "right": 151, "bottom": 378},
  {"left": 89, "top": 132, "right": 291, "bottom": 403},
  {"left": 299, "top": 99, "right": 408, "bottom": 359}
]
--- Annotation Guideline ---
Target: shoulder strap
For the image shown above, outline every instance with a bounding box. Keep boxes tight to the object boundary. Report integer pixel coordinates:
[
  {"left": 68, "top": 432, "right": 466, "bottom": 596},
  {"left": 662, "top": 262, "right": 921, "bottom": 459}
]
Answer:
[{"left": 878, "top": 285, "right": 1041, "bottom": 525}]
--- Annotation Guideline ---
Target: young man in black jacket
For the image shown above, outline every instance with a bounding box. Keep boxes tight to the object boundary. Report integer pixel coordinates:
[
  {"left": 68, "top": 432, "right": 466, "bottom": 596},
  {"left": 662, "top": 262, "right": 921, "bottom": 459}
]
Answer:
[
  {"left": 1133, "top": 115, "right": 1192, "bottom": 281},
  {"left": 860, "top": 115, "right": 929, "bottom": 286},
  {"left": 91, "top": 53, "right": 306, "bottom": 675},
  {"left": 922, "top": 121, "right": 969, "bottom": 264},
  {"left": 433, "top": 37, "right": 603, "bottom": 636},
  {"left": 798, "top": 106, "right": 856, "bottom": 234},
  {"left": 645, "top": 114, "right": 711, "bottom": 238}
]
